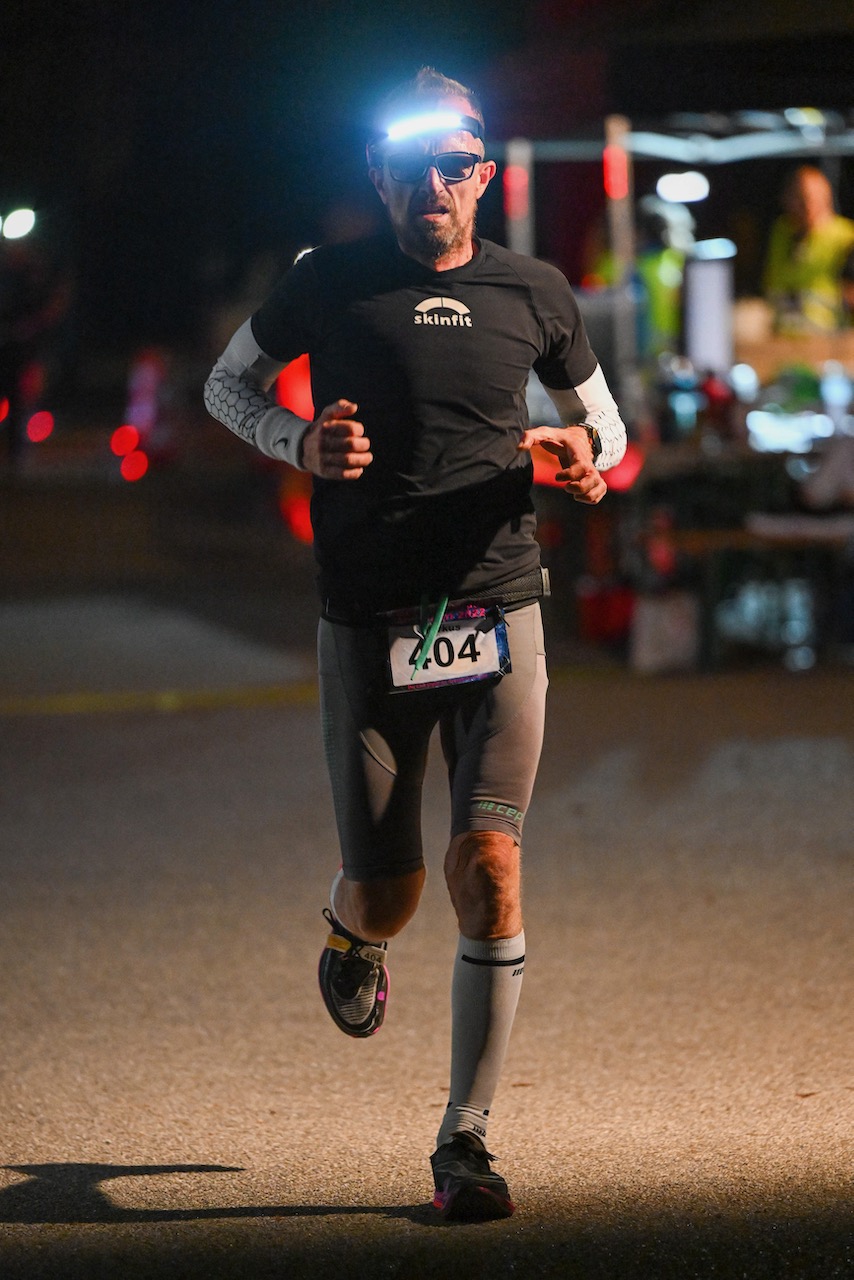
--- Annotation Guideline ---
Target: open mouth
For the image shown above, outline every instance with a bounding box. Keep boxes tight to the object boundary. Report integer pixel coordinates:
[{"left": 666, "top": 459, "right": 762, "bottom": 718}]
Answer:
[{"left": 412, "top": 202, "right": 450, "bottom": 218}]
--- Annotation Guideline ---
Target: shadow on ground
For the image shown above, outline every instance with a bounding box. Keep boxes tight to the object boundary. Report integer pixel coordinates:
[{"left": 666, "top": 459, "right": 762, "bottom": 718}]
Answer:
[{"left": 0, "top": 1162, "right": 851, "bottom": 1279}]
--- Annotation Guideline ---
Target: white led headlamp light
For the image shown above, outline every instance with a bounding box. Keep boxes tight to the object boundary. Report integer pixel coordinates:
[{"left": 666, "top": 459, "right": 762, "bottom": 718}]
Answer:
[
  {"left": 383, "top": 110, "right": 484, "bottom": 143},
  {"left": 367, "top": 109, "right": 485, "bottom": 170}
]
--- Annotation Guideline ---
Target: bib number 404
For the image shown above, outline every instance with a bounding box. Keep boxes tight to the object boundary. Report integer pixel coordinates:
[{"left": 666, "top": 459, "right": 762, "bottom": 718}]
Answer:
[
  {"left": 388, "top": 609, "right": 511, "bottom": 691},
  {"left": 409, "top": 630, "right": 481, "bottom": 669}
]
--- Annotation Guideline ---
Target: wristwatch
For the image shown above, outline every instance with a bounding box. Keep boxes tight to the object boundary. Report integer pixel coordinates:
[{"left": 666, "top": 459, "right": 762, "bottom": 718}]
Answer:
[{"left": 582, "top": 423, "right": 602, "bottom": 462}]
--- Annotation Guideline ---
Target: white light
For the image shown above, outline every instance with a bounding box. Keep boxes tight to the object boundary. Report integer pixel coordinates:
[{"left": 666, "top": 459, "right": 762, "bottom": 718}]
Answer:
[
  {"left": 820, "top": 361, "right": 851, "bottom": 411},
  {"left": 746, "top": 410, "right": 833, "bottom": 453},
  {"left": 730, "top": 363, "right": 760, "bottom": 402},
  {"left": 656, "top": 171, "right": 710, "bottom": 203},
  {"left": 784, "top": 107, "right": 826, "bottom": 130},
  {"left": 783, "top": 107, "right": 826, "bottom": 144},
  {"left": 2, "top": 208, "right": 36, "bottom": 239},
  {"left": 692, "top": 238, "right": 737, "bottom": 260},
  {"left": 386, "top": 111, "right": 466, "bottom": 142},
  {"left": 293, "top": 246, "right": 316, "bottom": 263},
  {"left": 783, "top": 645, "right": 816, "bottom": 672}
]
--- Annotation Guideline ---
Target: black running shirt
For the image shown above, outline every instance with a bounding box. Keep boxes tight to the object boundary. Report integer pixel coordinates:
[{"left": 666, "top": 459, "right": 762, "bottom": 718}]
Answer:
[{"left": 252, "top": 232, "right": 597, "bottom": 613}]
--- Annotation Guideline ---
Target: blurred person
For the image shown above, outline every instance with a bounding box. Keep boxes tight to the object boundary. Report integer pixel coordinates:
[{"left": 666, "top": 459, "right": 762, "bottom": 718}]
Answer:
[
  {"left": 762, "top": 165, "right": 854, "bottom": 334},
  {"left": 204, "top": 66, "right": 626, "bottom": 1221},
  {"left": 633, "top": 196, "right": 693, "bottom": 358},
  {"left": 582, "top": 196, "right": 693, "bottom": 359}
]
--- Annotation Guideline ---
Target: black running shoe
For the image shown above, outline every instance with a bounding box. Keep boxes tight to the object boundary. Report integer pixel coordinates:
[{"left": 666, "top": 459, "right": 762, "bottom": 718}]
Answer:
[
  {"left": 317, "top": 908, "right": 389, "bottom": 1038},
  {"left": 431, "top": 1131, "right": 514, "bottom": 1221}
]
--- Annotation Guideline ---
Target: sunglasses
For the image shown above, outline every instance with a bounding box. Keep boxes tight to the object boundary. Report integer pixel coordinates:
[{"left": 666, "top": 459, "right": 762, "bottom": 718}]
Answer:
[{"left": 386, "top": 151, "right": 481, "bottom": 185}]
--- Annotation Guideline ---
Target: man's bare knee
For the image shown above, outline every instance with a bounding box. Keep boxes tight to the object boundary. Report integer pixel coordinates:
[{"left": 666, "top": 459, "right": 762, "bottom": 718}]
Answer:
[{"left": 444, "top": 831, "right": 522, "bottom": 940}]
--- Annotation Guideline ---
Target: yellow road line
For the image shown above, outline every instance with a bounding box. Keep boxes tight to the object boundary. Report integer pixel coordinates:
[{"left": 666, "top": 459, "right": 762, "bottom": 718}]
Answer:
[
  {"left": 0, "top": 682, "right": 319, "bottom": 717},
  {"left": 0, "top": 665, "right": 618, "bottom": 718}
]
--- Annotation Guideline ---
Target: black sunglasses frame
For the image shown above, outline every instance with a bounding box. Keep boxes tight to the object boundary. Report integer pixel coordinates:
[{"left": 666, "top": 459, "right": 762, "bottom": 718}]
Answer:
[{"left": 386, "top": 151, "right": 482, "bottom": 185}]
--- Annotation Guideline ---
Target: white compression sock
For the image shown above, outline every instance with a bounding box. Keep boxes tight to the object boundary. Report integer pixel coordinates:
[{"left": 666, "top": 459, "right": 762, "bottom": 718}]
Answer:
[
  {"left": 436, "top": 931, "right": 526, "bottom": 1148},
  {"left": 329, "top": 869, "right": 345, "bottom": 918}
]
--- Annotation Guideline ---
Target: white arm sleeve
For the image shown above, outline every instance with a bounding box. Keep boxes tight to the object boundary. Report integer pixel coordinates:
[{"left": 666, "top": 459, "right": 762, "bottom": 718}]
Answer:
[
  {"left": 544, "top": 364, "right": 627, "bottom": 471},
  {"left": 203, "top": 319, "right": 311, "bottom": 470}
]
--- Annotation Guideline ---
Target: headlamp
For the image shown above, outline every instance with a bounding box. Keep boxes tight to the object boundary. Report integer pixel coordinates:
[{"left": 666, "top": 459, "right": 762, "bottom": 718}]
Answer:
[
  {"left": 382, "top": 110, "right": 484, "bottom": 144},
  {"left": 368, "top": 109, "right": 485, "bottom": 172}
]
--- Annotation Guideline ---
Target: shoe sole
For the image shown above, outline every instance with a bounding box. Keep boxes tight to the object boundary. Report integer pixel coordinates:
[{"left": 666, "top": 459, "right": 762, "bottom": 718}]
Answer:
[
  {"left": 432, "top": 1182, "right": 514, "bottom": 1221},
  {"left": 317, "top": 952, "right": 389, "bottom": 1038}
]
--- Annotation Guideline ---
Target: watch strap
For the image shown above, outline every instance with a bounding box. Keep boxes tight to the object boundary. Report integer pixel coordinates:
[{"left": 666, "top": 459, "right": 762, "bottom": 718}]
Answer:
[{"left": 583, "top": 423, "right": 602, "bottom": 462}]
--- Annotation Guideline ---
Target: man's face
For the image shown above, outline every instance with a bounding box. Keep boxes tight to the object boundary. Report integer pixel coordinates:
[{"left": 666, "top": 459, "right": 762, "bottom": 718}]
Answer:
[
  {"left": 369, "top": 98, "right": 496, "bottom": 263},
  {"left": 785, "top": 169, "right": 833, "bottom": 232}
]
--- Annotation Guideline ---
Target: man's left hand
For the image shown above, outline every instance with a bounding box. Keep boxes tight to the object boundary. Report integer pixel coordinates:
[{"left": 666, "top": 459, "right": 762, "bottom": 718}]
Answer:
[{"left": 518, "top": 425, "right": 607, "bottom": 504}]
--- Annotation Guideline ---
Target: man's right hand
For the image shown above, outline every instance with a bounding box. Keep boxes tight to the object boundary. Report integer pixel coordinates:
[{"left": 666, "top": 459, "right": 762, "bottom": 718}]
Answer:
[{"left": 300, "top": 399, "right": 373, "bottom": 480}]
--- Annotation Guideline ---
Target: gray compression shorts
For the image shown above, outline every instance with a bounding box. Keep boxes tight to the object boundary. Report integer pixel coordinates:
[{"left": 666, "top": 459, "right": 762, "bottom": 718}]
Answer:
[{"left": 317, "top": 602, "right": 548, "bottom": 881}]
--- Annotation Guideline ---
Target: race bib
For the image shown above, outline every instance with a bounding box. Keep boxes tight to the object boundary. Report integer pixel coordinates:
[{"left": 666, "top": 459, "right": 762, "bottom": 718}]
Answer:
[{"left": 388, "top": 605, "right": 511, "bottom": 692}]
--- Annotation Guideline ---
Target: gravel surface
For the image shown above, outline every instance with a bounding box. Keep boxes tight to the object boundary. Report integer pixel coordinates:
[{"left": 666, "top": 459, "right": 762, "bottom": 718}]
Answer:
[{"left": 1, "top": 597, "right": 852, "bottom": 1278}]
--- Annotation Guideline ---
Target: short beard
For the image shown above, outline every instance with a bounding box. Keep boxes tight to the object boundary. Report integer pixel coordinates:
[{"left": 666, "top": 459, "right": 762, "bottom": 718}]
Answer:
[{"left": 401, "top": 204, "right": 476, "bottom": 263}]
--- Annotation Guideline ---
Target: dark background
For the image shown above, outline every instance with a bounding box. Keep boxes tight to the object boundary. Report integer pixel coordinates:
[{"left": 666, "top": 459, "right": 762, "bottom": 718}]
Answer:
[{"left": 3, "top": 0, "right": 854, "bottom": 381}]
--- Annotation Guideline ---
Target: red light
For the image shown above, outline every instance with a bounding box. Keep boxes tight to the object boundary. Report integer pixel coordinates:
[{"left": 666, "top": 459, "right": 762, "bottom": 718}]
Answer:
[
  {"left": 279, "top": 492, "right": 313, "bottom": 543},
  {"left": 503, "top": 164, "right": 530, "bottom": 221},
  {"left": 0, "top": 398, "right": 9, "bottom": 423},
  {"left": 111, "top": 424, "right": 141, "bottom": 456},
  {"left": 603, "top": 144, "right": 629, "bottom": 201},
  {"left": 603, "top": 440, "right": 644, "bottom": 492},
  {"left": 26, "top": 410, "right": 55, "bottom": 443},
  {"left": 531, "top": 444, "right": 563, "bottom": 488},
  {"left": 577, "top": 581, "right": 636, "bottom": 644},
  {"left": 120, "top": 449, "right": 149, "bottom": 481},
  {"left": 276, "top": 353, "right": 315, "bottom": 420},
  {"left": 532, "top": 439, "right": 644, "bottom": 492}
]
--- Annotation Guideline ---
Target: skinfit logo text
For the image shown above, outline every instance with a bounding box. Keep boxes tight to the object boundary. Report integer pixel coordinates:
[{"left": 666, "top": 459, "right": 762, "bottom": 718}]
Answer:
[{"left": 414, "top": 297, "right": 473, "bottom": 327}]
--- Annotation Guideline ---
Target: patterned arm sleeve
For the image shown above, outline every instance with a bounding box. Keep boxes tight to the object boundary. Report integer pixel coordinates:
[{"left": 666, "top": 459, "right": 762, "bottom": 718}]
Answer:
[
  {"left": 203, "top": 319, "right": 311, "bottom": 470},
  {"left": 544, "top": 364, "right": 627, "bottom": 471}
]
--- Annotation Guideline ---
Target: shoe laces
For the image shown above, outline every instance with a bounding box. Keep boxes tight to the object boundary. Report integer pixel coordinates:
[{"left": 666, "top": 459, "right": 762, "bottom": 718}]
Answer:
[
  {"left": 448, "top": 1131, "right": 497, "bottom": 1166},
  {"left": 322, "top": 908, "right": 381, "bottom": 1000},
  {"left": 333, "top": 950, "right": 378, "bottom": 1000}
]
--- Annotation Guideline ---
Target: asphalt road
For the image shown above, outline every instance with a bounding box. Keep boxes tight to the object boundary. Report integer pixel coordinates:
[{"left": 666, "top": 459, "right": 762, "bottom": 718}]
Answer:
[{"left": 1, "top": 593, "right": 853, "bottom": 1279}]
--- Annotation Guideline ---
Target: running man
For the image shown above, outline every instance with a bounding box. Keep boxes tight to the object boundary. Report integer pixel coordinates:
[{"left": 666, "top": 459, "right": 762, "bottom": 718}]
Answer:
[{"left": 204, "top": 66, "right": 626, "bottom": 1221}]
